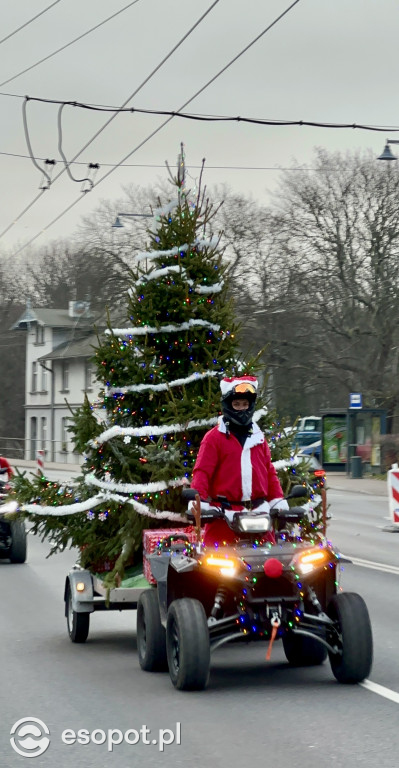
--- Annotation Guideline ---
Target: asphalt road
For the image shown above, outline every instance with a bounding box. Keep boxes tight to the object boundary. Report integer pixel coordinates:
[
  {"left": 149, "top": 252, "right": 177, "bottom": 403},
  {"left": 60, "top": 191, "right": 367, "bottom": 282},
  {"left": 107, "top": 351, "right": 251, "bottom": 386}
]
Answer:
[{"left": 1, "top": 489, "right": 399, "bottom": 768}]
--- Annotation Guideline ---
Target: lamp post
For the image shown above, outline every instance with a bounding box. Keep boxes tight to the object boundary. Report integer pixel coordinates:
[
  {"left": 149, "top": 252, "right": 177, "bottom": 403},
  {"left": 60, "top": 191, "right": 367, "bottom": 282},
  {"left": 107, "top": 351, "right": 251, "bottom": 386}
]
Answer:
[
  {"left": 377, "top": 139, "right": 399, "bottom": 161},
  {"left": 112, "top": 212, "right": 152, "bottom": 228}
]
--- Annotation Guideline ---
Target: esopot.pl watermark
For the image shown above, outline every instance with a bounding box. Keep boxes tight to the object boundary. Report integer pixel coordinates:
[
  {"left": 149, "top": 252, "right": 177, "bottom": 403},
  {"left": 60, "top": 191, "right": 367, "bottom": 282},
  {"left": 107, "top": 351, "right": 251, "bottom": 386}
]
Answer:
[{"left": 10, "top": 717, "right": 182, "bottom": 757}]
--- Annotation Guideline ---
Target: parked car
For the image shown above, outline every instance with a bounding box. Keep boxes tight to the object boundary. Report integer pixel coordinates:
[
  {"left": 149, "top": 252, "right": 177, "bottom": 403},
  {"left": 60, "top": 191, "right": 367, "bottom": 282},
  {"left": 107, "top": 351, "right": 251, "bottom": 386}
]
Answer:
[
  {"left": 297, "top": 452, "right": 326, "bottom": 490},
  {"left": 292, "top": 432, "right": 322, "bottom": 460}
]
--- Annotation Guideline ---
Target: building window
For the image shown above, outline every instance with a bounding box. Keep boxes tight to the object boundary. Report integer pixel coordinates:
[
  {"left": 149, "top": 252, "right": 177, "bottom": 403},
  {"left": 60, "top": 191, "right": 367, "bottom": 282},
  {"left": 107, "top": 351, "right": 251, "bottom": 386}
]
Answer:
[
  {"left": 61, "top": 360, "right": 69, "bottom": 392},
  {"left": 35, "top": 325, "right": 44, "bottom": 345},
  {"left": 61, "top": 417, "right": 69, "bottom": 452},
  {"left": 85, "top": 360, "right": 93, "bottom": 391},
  {"left": 41, "top": 363, "right": 48, "bottom": 392},
  {"left": 31, "top": 362, "right": 38, "bottom": 392},
  {"left": 30, "top": 417, "right": 37, "bottom": 460},
  {"left": 40, "top": 417, "right": 47, "bottom": 452}
]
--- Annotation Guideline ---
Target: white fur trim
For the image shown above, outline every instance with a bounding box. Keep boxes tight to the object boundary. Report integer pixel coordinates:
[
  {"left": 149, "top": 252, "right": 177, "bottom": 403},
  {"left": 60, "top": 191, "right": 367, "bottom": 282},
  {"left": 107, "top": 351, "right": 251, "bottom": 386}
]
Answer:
[
  {"left": 217, "top": 419, "right": 264, "bottom": 501},
  {"left": 220, "top": 376, "right": 258, "bottom": 396},
  {"left": 241, "top": 445, "right": 253, "bottom": 500},
  {"left": 243, "top": 422, "right": 264, "bottom": 449}
]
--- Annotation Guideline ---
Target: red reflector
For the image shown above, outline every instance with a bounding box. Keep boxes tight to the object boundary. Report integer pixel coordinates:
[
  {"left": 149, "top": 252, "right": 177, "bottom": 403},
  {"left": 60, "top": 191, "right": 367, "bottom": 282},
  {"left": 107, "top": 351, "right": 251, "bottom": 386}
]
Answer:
[
  {"left": 263, "top": 558, "right": 283, "bottom": 578},
  {"left": 314, "top": 470, "right": 325, "bottom": 477}
]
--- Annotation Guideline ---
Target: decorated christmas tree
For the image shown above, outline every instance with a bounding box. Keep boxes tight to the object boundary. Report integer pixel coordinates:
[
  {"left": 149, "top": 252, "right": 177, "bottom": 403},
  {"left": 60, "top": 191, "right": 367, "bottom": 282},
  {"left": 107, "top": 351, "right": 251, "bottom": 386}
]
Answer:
[{"left": 13, "top": 151, "right": 323, "bottom": 587}]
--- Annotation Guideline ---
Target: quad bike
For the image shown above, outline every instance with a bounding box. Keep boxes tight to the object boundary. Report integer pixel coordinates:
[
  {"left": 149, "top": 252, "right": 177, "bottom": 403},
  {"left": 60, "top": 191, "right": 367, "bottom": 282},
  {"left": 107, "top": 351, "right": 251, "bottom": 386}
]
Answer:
[
  {"left": 137, "top": 485, "right": 373, "bottom": 691},
  {"left": 0, "top": 476, "right": 27, "bottom": 564}
]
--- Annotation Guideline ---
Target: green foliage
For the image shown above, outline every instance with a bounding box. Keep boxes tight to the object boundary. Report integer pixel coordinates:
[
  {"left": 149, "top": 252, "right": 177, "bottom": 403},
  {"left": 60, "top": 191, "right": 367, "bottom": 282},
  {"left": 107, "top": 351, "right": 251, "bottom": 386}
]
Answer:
[
  {"left": 14, "top": 177, "right": 248, "bottom": 584},
  {"left": 13, "top": 173, "right": 321, "bottom": 584}
]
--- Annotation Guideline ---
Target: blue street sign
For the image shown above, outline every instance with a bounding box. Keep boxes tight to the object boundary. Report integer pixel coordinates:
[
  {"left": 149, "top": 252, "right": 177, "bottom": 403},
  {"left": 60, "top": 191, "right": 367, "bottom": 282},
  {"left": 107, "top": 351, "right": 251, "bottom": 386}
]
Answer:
[{"left": 349, "top": 392, "right": 362, "bottom": 409}]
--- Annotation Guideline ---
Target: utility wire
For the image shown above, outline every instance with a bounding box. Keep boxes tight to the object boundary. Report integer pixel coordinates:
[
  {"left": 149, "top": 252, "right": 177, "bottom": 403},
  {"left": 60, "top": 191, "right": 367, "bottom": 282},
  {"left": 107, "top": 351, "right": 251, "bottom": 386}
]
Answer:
[
  {"left": 0, "top": 0, "right": 221, "bottom": 241},
  {"left": 16, "top": 96, "right": 399, "bottom": 133},
  {"left": 0, "top": 0, "right": 143, "bottom": 88},
  {"left": 0, "top": 151, "right": 328, "bottom": 171},
  {"left": 11, "top": 0, "right": 303, "bottom": 255},
  {"left": 0, "top": 190, "right": 46, "bottom": 240},
  {"left": 11, "top": 0, "right": 303, "bottom": 256},
  {"left": 0, "top": 0, "right": 62, "bottom": 47}
]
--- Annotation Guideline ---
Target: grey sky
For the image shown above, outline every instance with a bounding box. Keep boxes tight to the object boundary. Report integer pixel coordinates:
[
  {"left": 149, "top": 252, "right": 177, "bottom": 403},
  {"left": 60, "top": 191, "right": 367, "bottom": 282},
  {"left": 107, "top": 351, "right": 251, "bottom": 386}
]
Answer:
[{"left": 0, "top": 0, "right": 398, "bottom": 254}]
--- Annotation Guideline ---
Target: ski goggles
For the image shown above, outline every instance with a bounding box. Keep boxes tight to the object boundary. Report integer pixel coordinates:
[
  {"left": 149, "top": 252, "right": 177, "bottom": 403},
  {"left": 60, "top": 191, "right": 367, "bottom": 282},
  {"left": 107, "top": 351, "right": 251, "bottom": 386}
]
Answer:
[{"left": 232, "top": 383, "right": 257, "bottom": 395}]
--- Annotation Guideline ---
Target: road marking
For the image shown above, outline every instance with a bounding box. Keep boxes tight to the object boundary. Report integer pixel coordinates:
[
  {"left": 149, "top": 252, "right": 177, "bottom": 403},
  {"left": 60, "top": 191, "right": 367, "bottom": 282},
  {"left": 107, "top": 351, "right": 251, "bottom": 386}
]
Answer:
[
  {"left": 340, "top": 554, "right": 399, "bottom": 575},
  {"left": 361, "top": 680, "right": 399, "bottom": 704}
]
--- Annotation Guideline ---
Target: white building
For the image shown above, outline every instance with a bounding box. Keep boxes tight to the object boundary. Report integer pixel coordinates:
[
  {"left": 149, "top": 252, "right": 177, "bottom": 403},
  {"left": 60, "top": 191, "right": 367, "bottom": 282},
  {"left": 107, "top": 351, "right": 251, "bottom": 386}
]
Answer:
[{"left": 12, "top": 302, "right": 102, "bottom": 463}]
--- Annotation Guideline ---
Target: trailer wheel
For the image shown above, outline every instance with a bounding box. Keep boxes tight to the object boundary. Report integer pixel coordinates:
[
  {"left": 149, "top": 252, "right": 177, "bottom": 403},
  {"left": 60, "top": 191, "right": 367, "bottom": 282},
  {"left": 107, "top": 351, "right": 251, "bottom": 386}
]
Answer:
[
  {"left": 8, "top": 519, "right": 27, "bottom": 563},
  {"left": 137, "top": 589, "right": 167, "bottom": 671},
  {"left": 283, "top": 631, "right": 327, "bottom": 666},
  {"left": 66, "top": 583, "right": 90, "bottom": 643},
  {"left": 166, "top": 598, "right": 210, "bottom": 690},
  {"left": 327, "top": 592, "right": 373, "bottom": 683}
]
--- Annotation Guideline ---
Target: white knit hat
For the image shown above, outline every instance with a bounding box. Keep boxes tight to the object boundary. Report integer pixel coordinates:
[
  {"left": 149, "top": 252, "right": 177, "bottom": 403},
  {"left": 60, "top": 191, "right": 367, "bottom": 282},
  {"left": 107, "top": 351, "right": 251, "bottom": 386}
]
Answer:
[{"left": 220, "top": 375, "right": 258, "bottom": 397}]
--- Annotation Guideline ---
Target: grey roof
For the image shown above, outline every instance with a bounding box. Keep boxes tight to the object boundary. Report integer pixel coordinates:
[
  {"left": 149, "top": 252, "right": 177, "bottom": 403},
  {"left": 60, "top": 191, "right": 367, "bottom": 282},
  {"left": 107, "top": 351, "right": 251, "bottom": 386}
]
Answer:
[
  {"left": 38, "top": 334, "right": 98, "bottom": 361},
  {"left": 11, "top": 308, "right": 98, "bottom": 330}
]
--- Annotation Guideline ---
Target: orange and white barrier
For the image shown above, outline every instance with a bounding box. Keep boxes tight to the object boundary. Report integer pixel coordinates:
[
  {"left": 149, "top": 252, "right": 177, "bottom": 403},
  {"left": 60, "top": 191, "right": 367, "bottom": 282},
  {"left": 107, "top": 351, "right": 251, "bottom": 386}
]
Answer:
[
  {"left": 387, "top": 464, "right": 399, "bottom": 525},
  {"left": 37, "top": 450, "right": 45, "bottom": 476}
]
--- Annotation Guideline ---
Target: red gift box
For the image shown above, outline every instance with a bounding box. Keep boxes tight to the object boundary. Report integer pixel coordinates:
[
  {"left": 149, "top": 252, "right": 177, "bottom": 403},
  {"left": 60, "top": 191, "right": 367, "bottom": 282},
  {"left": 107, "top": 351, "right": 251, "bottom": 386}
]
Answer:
[
  {"left": 142, "top": 526, "right": 198, "bottom": 554},
  {"left": 143, "top": 555, "right": 156, "bottom": 585},
  {"left": 142, "top": 527, "right": 200, "bottom": 585}
]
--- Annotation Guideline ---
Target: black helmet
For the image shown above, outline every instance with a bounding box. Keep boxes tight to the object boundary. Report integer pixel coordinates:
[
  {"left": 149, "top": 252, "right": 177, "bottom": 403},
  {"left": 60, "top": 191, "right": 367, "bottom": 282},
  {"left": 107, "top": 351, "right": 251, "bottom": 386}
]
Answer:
[{"left": 220, "top": 376, "right": 258, "bottom": 428}]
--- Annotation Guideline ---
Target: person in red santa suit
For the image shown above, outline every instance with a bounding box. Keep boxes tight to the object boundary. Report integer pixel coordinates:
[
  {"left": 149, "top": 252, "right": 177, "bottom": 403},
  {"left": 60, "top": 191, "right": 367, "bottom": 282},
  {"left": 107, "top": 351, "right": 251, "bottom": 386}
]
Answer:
[
  {"left": 0, "top": 455, "right": 14, "bottom": 480},
  {"left": 190, "top": 375, "right": 289, "bottom": 547}
]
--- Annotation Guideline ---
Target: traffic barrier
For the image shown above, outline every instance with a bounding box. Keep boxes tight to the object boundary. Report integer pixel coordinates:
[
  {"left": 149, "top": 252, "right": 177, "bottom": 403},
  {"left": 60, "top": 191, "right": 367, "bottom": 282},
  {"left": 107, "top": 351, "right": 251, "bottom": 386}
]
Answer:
[
  {"left": 387, "top": 463, "right": 399, "bottom": 526},
  {"left": 37, "top": 450, "right": 45, "bottom": 476}
]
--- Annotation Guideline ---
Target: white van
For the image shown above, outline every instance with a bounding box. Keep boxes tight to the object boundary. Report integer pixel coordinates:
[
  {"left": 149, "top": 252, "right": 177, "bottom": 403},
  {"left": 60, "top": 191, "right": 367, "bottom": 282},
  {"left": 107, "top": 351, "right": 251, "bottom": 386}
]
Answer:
[{"left": 297, "top": 416, "right": 321, "bottom": 433}]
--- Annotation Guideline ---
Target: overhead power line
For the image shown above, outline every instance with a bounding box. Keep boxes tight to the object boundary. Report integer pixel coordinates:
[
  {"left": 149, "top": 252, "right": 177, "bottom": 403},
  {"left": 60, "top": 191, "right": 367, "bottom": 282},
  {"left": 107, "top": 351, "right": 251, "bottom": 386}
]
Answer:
[
  {"left": 8, "top": 0, "right": 303, "bottom": 254},
  {"left": 18, "top": 96, "right": 399, "bottom": 133},
  {"left": 0, "top": 0, "right": 143, "bottom": 88},
  {"left": 0, "top": 150, "right": 327, "bottom": 171},
  {"left": 0, "top": 0, "right": 62, "bottom": 47},
  {"left": 0, "top": 0, "right": 221, "bottom": 241}
]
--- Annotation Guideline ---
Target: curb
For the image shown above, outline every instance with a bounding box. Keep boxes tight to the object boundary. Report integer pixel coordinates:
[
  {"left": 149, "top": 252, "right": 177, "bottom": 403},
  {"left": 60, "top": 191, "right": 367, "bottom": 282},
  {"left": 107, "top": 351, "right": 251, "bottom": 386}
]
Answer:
[{"left": 327, "top": 484, "right": 388, "bottom": 497}]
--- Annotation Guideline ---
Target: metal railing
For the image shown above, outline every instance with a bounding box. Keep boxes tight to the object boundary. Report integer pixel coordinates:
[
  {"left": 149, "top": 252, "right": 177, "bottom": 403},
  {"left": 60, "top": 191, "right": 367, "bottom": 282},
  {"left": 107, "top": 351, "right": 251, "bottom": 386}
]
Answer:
[{"left": 0, "top": 436, "right": 82, "bottom": 464}]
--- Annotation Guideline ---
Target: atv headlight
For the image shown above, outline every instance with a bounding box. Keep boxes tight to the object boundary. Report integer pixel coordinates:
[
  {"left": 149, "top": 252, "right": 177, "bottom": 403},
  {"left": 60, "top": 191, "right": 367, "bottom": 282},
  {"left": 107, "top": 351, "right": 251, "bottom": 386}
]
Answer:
[
  {"left": 296, "top": 548, "right": 327, "bottom": 574},
  {"left": 238, "top": 516, "right": 269, "bottom": 533},
  {"left": 205, "top": 556, "right": 237, "bottom": 577}
]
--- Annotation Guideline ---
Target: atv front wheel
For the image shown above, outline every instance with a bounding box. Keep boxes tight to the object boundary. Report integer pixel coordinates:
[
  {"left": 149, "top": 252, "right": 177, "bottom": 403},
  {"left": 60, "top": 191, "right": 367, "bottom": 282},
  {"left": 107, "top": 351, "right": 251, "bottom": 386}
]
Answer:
[
  {"left": 166, "top": 598, "right": 210, "bottom": 690},
  {"left": 137, "top": 589, "right": 167, "bottom": 671},
  {"left": 327, "top": 592, "right": 373, "bottom": 684},
  {"left": 8, "top": 519, "right": 27, "bottom": 563},
  {"left": 283, "top": 631, "right": 327, "bottom": 666}
]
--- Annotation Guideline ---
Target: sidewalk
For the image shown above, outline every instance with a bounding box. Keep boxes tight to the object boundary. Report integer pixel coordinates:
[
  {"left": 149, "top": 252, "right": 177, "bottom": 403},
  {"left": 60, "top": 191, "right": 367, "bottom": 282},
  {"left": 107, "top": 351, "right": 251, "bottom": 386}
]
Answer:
[{"left": 326, "top": 472, "right": 388, "bottom": 497}]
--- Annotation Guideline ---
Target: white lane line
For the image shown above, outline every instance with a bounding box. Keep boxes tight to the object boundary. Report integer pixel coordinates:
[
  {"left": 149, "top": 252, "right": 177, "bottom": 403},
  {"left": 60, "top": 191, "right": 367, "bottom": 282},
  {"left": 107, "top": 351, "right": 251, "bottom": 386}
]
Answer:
[
  {"left": 339, "top": 554, "right": 399, "bottom": 575},
  {"left": 361, "top": 680, "right": 399, "bottom": 704}
]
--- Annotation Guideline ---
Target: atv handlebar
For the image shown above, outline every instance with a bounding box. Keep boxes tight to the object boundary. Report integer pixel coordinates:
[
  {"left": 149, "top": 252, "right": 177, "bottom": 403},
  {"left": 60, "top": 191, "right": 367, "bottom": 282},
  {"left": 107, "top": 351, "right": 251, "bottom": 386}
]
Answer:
[{"left": 269, "top": 506, "right": 305, "bottom": 523}]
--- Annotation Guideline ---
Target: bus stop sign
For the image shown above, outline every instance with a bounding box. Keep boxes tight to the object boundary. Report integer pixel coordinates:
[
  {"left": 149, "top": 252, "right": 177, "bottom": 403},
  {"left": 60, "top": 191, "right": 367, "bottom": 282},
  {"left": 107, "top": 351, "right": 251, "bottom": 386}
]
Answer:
[{"left": 349, "top": 393, "right": 362, "bottom": 409}]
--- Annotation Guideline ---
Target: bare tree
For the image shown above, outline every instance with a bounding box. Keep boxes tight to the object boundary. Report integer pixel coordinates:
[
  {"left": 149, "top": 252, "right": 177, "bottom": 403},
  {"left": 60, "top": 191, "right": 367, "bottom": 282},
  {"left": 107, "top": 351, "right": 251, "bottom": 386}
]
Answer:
[
  {"left": 268, "top": 148, "right": 399, "bottom": 429},
  {"left": 0, "top": 255, "right": 26, "bottom": 441}
]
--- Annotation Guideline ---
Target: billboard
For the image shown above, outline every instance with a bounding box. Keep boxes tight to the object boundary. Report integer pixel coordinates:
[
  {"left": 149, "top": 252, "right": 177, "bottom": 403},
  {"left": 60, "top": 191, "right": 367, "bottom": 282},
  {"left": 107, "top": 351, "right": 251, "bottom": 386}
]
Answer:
[{"left": 322, "top": 415, "right": 347, "bottom": 464}]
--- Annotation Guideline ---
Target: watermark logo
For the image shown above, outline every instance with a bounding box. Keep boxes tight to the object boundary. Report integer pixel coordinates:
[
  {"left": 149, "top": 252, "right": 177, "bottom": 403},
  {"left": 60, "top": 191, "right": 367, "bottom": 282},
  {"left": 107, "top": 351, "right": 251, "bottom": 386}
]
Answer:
[{"left": 10, "top": 717, "right": 50, "bottom": 758}]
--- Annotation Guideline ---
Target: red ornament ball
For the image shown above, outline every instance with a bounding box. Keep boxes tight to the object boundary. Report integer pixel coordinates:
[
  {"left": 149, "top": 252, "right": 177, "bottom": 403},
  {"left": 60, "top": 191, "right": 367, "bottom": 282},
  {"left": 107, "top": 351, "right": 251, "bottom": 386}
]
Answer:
[{"left": 263, "top": 558, "right": 283, "bottom": 579}]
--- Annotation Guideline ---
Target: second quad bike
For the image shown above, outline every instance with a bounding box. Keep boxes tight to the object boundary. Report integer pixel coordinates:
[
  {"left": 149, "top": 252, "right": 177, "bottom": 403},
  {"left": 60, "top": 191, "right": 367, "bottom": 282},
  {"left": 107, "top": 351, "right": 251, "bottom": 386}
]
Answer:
[
  {"left": 0, "top": 477, "right": 27, "bottom": 563},
  {"left": 136, "top": 485, "right": 373, "bottom": 690}
]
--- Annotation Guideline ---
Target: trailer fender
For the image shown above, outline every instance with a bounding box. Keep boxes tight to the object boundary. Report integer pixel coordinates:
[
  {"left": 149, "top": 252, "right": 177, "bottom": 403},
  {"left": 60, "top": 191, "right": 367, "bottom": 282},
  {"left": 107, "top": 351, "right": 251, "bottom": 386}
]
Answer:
[{"left": 65, "top": 569, "right": 94, "bottom": 615}]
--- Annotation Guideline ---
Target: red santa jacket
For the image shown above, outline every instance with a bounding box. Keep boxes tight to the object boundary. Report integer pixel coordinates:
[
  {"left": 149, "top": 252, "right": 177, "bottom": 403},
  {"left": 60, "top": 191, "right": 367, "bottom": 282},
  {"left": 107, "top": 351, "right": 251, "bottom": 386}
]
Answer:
[
  {"left": 0, "top": 456, "right": 13, "bottom": 478},
  {"left": 191, "top": 418, "right": 283, "bottom": 505}
]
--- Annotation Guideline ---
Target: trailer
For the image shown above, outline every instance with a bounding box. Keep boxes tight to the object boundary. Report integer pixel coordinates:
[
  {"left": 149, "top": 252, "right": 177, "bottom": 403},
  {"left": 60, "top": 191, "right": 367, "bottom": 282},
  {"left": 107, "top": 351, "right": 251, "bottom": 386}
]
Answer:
[
  {"left": 64, "top": 565, "right": 150, "bottom": 643},
  {"left": 64, "top": 527, "right": 198, "bottom": 642}
]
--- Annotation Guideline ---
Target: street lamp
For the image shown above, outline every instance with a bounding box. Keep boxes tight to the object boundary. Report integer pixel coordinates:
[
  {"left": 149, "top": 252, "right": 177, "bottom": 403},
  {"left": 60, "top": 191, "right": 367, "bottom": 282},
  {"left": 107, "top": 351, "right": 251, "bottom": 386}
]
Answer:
[
  {"left": 112, "top": 212, "right": 153, "bottom": 228},
  {"left": 377, "top": 139, "right": 399, "bottom": 161}
]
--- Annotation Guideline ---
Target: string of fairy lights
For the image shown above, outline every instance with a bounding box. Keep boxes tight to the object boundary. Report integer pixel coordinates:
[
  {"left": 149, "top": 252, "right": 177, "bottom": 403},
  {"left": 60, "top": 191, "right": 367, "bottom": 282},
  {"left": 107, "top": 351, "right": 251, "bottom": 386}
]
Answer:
[{"left": 17, "top": 188, "right": 322, "bottom": 526}]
